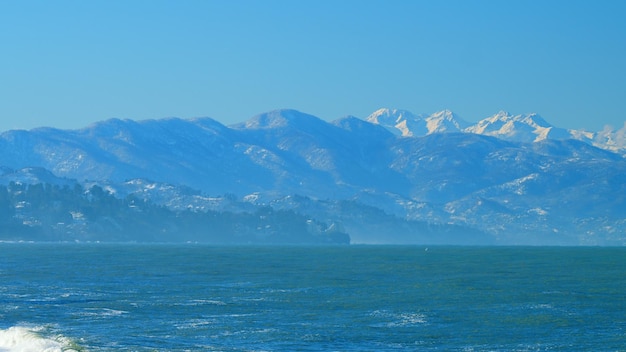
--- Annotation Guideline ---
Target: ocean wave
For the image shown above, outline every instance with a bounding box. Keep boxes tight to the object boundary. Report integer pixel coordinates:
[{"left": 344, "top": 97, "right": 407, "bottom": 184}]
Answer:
[
  {"left": 73, "top": 308, "right": 128, "bottom": 318},
  {"left": 528, "top": 303, "right": 554, "bottom": 310},
  {"left": 0, "top": 325, "right": 84, "bottom": 352},
  {"left": 174, "top": 299, "right": 227, "bottom": 306},
  {"left": 370, "top": 310, "right": 428, "bottom": 327},
  {"left": 174, "top": 318, "right": 215, "bottom": 330}
]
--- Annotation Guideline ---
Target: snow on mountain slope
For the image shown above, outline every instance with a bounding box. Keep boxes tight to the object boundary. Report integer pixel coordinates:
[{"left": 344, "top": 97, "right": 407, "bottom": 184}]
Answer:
[
  {"left": 232, "top": 110, "right": 408, "bottom": 196},
  {"left": 0, "top": 117, "right": 275, "bottom": 195},
  {"left": 233, "top": 109, "right": 330, "bottom": 133},
  {"left": 464, "top": 111, "right": 572, "bottom": 142},
  {"left": 1, "top": 109, "right": 623, "bottom": 202},
  {"left": 426, "top": 110, "right": 470, "bottom": 133},
  {"left": 440, "top": 156, "right": 626, "bottom": 245},
  {"left": 366, "top": 108, "right": 429, "bottom": 136},
  {"left": 592, "top": 123, "right": 626, "bottom": 153},
  {"left": 389, "top": 133, "right": 543, "bottom": 203},
  {"left": 366, "top": 108, "right": 470, "bottom": 137},
  {"left": 1, "top": 108, "right": 626, "bottom": 244},
  {"left": 366, "top": 108, "right": 626, "bottom": 154},
  {"left": 331, "top": 115, "right": 395, "bottom": 139},
  {"left": 232, "top": 109, "right": 346, "bottom": 185},
  {"left": 0, "top": 166, "right": 76, "bottom": 187}
]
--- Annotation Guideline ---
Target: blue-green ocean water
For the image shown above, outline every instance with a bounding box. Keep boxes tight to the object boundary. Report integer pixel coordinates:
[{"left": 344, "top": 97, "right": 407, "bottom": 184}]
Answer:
[{"left": 0, "top": 244, "right": 625, "bottom": 351}]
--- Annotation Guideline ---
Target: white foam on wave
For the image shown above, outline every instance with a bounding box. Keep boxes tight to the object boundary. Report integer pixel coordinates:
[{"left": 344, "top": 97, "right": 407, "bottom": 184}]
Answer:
[
  {"left": 529, "top": 303, "right": 554, "bottom": 310},
  {"left": 73, "top": 308, "right": 128, "bottom": 318},
  {"left": 395, "top": 312, "right": 428, "bottom": 326},
  {"left": 370, "top": 310, "right": 428, "bottom": 327},
  {"left": 0, "top": 326, "right": 83, "bottom": 352},
  {"left": 174, "top": 299, "right": 227, "bottom": 306},
  {"left": 175, "top": 318, "right": 215, "bottom": 330}
]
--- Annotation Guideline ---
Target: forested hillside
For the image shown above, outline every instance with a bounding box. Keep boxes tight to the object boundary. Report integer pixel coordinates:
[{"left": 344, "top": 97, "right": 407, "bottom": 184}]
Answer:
[{"left": 0, "top": 182, "right": 349, "bottom": 244}]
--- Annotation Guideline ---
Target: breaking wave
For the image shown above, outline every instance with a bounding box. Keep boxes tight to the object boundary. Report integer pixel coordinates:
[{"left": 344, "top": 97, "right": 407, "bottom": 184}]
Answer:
[{"left": 0, "top": 326, "right": 84, "bottom": 352}]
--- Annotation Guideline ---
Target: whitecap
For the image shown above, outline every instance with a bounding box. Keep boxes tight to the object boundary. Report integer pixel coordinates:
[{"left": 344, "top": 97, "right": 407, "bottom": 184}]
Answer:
[
  {"left": 193, "top": 299, "right": 227, "bottom": 306},
  {"left": 74, "top": 308, "right": 128, "bottom": 318},
  {"left": 395, "top": 312, "right": 428, "bottom": 325},
  {"left": 370, "top": 310, "right": 428, "bottom": 327},
  {"left": 175, "top": 319, "right": 215, "bottom": 330},
  {"left": 174, "top": 299, "right": 227, "bottom": 306},
  {"left": 529, "top": 303, "right": 554, "bottom": 310},
  {"left": 0, "top": 326, "right": 83, "bottom": 352}
]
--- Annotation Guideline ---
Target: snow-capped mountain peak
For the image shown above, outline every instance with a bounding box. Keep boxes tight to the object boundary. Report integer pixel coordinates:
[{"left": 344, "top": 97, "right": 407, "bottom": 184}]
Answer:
[
  {"left": 465, "top": 111, "right": 514, "bottom": 134},
  {"left": 425, "top": 110, "right": 469, "bottom": 134},
  {"left": 366, "top": 108, "right": 427, "bottom": 136},
  {"left": 464, "top": 111, "right": 571, "bottom": 142},
  {"left": 365, "top": 108, "right": 625, "bottom": 149},
  {"left": 366, "top": 108, "right": 422, "bottom": 125},
  {"left": 520, "top": 113, "right": 550, "bottom": 127},
  {"left": 366, "top": 108, "right": 469, "bottom": 137},
  {"left": 592, "top": 122, "right": 626, "bottom": 153},
  {"left": 2, "top": 108, "right": 626, "bottom": 245}
]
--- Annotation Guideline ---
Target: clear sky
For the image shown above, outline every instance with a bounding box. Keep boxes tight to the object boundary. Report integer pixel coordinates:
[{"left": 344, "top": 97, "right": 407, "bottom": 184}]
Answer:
[{"left": 1, "top": 0, "right": 625, "bottom": 132}]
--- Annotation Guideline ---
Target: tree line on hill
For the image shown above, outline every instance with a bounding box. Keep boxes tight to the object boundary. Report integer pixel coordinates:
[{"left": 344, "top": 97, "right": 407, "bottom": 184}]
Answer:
[{"left": 0, "top": 182, "right": 350, "bottom": 244}]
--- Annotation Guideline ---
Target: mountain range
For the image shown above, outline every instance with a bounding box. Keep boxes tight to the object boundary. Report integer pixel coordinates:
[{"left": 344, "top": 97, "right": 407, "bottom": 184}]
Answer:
[
  {"left": 1, "top": 108, "right": 625, "bottom": 245},
  {"left": 367, "top": 108, "right": 626, "bottom": 153}
]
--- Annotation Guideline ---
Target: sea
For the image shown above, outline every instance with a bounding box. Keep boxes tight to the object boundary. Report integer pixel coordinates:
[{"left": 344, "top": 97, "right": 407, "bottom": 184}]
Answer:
[{"left": 0, "top": 243, "right": 624, "bottom": 352}]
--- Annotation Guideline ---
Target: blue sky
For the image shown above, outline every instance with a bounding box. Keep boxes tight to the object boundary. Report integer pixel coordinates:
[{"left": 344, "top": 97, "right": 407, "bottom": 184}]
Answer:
[{"left": 1, "top": 0, "right": 625, "bottom": 132}]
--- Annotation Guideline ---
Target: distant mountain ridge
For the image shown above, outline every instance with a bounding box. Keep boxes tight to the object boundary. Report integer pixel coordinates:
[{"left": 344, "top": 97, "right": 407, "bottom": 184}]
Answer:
[
  {"left": 366, "top": 108, "right": 626, "bottom": 153},
  {"left": 1, "top": 108, "right": 625, "bottom": 245},
  {"left": 366, "top": 108, "right": 471, "bottom": 137}
]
